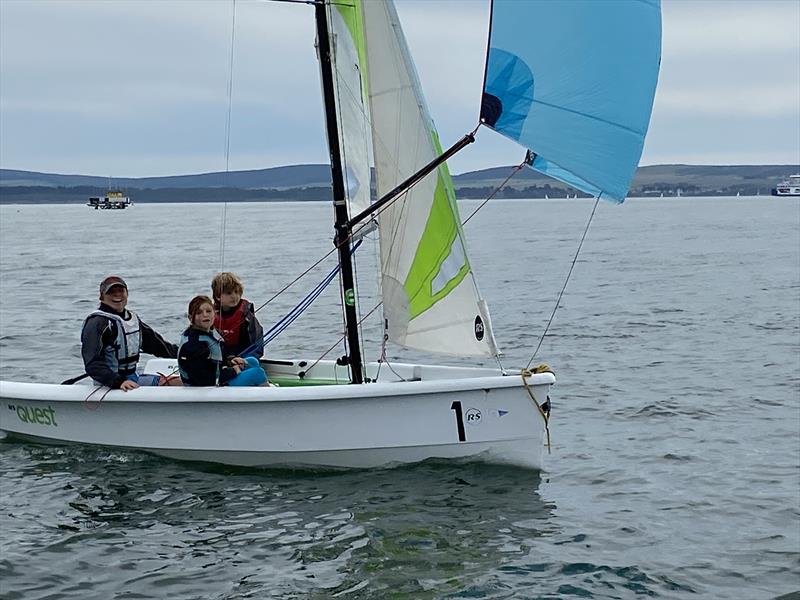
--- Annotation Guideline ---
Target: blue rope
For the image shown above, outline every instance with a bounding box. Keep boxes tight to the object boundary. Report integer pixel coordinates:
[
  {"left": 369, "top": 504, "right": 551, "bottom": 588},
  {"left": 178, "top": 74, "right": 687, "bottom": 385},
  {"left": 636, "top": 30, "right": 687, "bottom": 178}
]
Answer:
[
  {"left": 237, "top": 240, "right": 362, "bottom": 357},
  {"left": 262, "top": 264, "right": 339, "bottom": 345}
]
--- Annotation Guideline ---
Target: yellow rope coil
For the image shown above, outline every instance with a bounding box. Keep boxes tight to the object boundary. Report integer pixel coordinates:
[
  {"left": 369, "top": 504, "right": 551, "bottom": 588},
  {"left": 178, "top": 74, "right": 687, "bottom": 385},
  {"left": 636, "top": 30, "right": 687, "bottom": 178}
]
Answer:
[{"left": 520, "top": 365, "right": 554, "bottom": 453}]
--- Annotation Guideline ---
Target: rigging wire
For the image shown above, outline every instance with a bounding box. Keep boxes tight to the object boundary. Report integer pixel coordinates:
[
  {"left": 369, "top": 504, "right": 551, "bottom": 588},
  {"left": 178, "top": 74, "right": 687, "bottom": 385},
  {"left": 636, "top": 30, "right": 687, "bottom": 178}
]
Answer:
[
  {"left": 218, "top": 0, "right": 238, "bottom": 270},
  {"left": 526, "top": 196, "right": 601, "bottom": 368},
  {"left": 461, "top": 154, "right": 529, "bottom": 226}
]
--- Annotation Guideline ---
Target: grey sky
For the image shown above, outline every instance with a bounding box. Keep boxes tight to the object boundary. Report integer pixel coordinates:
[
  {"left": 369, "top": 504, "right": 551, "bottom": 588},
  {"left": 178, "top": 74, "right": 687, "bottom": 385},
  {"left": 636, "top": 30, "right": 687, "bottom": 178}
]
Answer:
[{"left": 1, "top": 0, "right": 798, "bottom": 178}]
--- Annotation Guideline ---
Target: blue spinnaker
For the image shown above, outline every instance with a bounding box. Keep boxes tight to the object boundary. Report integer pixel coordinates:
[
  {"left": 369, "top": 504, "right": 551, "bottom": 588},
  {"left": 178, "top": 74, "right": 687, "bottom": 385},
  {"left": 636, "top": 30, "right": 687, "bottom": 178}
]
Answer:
[{"left": 481, "top": 0, "right": 661, "bottom": 203}]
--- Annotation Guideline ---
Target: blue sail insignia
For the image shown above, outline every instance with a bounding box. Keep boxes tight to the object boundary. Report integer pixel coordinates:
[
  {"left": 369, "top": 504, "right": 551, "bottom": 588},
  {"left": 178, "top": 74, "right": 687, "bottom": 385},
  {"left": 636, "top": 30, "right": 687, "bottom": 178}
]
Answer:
[
  {"left": 481, "top": 48, "right": 534, "bottom": 139},
  {"left": 482, "top": 0, "right": 662, "bottom": 203}
]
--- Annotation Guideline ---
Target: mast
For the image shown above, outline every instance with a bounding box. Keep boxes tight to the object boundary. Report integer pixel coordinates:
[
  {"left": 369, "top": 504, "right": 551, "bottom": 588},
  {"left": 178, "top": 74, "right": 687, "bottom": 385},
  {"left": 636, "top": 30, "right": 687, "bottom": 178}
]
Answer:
[{"left": 315, "top": 0, "right": 364, "bottom": 384}]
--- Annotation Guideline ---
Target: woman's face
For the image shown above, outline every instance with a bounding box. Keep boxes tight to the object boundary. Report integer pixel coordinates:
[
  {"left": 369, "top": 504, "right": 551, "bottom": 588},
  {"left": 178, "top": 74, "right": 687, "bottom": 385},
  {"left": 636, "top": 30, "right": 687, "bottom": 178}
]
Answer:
[{"left": 192, "top": 302, "right": 215, "bottom": 331}]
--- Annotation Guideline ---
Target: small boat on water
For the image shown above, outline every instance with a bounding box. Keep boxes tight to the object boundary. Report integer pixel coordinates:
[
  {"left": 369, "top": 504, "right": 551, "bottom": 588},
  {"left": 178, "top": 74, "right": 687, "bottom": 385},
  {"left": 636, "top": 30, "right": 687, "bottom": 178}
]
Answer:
[
  {"left": 87, "top": 190, "right": 131, "bottom": 209},
  {"left": 0, "top": 0, "right": 661, "bottom": 470},
  {"left": 771, "top": 174, "right": 800, "bottom": 196}
]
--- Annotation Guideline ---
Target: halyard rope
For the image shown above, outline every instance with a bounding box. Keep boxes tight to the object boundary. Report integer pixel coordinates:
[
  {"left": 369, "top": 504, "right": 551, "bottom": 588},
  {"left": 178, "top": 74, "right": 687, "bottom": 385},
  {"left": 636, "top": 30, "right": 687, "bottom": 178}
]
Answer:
[{"left": 218, "top": 0, "right": 237, "bottom": 270}]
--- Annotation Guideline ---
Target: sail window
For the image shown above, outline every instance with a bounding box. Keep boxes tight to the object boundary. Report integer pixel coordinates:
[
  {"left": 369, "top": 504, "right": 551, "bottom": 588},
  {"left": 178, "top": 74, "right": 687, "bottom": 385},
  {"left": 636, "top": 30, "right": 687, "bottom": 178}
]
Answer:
[{"left": 431, "top": 237, "right": 466, "bottom": 297}]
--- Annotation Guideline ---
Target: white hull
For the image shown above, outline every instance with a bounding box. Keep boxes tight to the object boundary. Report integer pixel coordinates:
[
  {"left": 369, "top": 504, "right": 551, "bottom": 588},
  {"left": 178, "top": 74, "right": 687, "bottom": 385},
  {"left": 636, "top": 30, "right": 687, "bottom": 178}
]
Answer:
[
  {"left": 772, "top": 175, "right": 800, "bottom": 196},
  {"left": 772, "top": 188, "right": 800, "bottom": 196},
  {"left": 0, "top": 358, "right": 554, "bottom": 470}
]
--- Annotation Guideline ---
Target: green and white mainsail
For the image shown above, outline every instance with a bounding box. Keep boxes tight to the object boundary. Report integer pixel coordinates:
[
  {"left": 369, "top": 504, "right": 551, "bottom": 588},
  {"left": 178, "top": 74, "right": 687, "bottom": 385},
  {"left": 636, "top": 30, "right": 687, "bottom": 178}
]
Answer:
[
  {"left": 360, "top": 0, "right": 498, "bottom": 357},
  {"left": 324, "top": 0, "right": 371, "bottom": 218}
]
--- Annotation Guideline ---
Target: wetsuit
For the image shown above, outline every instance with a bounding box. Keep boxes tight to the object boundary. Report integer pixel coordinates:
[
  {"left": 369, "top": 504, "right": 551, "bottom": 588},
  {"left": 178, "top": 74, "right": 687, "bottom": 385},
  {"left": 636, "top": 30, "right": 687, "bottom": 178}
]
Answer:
[
  {"left": 178, "top": 327, "right": 236, "bottom": 387},
  {"left": 178, "top": 326, "right": 266, "bottom": 387}
]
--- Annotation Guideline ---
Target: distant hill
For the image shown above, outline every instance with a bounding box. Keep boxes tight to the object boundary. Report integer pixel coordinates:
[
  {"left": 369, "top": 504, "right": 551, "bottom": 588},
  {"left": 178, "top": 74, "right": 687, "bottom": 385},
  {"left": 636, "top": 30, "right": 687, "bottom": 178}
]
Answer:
[
  {"left": 0, "top": 164, "right": 797, "bottom": 204},
  {"left": 453, "top": 164, "right": 798, "bottom": 198},
  {"left": 0, "top": 164, "right": 331, "bottom": 190}
]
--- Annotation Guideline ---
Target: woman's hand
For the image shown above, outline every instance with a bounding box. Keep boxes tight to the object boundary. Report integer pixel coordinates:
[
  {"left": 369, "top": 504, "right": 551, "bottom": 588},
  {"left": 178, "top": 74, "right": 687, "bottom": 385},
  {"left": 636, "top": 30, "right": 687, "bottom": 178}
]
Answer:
[{"left": 231, "top": 357, "right": 247, "bottom": 369}]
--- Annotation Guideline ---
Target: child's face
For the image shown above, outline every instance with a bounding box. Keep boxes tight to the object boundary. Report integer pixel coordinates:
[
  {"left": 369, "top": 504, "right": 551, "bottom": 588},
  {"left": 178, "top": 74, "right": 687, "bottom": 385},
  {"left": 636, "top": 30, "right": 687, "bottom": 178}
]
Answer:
[
  {"left": 219, "top": 291, "right": 241, "bottom": 309},
  {"left": 192, "top": 303, "right": 215, "bottom": 331}
]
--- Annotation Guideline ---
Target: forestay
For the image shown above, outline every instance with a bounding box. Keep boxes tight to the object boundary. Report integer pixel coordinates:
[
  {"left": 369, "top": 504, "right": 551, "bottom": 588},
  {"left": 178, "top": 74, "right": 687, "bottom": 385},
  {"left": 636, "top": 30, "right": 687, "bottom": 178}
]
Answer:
[
  {"left": 360, "top": 0, "right": 499, "bottom": 357},
  {"left": 481, "top": 0, "right": 662, "bottom": 203}
]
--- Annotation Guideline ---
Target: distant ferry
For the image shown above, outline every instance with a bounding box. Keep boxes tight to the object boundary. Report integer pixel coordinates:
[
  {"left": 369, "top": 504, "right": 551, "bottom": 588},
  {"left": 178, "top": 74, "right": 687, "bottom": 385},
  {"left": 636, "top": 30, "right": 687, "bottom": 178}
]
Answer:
[
  {"left": 87, "top": 190, "right": 132, "bottom": 209},
  {"left": 771, "top": 174, "right": 800, "bottom": 196}
]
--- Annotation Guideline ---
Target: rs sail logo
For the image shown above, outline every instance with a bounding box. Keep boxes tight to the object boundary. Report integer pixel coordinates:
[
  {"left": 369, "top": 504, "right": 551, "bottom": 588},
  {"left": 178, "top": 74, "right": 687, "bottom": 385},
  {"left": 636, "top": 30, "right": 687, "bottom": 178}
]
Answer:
[{"left": 8, "top": 404, "right": 58, "bottom": 427}]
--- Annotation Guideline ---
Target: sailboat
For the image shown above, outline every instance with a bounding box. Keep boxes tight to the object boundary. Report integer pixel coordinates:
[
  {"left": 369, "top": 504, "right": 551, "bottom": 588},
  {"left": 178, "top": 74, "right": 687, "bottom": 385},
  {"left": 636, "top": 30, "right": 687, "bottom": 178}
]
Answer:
[{"left": 0, "top": 0, "right": 661, "bottom": 470}]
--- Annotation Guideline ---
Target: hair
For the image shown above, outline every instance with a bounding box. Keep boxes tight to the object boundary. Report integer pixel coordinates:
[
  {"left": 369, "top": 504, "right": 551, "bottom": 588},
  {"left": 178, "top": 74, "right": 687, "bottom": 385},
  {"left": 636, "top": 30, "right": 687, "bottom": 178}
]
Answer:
[
  {"left": 211, "top": 272, "right": 244, "bottom": 300},
  {"left": 187, "top": 295, "right": 214, "bottom": 323}
]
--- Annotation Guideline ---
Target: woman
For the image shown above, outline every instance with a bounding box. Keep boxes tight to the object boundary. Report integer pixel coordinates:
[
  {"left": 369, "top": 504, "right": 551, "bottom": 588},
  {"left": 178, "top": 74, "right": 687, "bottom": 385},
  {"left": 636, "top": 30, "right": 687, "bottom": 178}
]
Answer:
[{"left": 178, "top": 295, "right": 267, "bottom": 387}]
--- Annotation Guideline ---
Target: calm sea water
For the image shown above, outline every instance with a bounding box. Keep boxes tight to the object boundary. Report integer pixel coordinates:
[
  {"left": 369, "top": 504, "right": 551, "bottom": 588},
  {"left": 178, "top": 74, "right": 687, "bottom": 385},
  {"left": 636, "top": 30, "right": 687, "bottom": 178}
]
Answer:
[{"left": 0, "top": 197, "right": 798, "bottom": 599}]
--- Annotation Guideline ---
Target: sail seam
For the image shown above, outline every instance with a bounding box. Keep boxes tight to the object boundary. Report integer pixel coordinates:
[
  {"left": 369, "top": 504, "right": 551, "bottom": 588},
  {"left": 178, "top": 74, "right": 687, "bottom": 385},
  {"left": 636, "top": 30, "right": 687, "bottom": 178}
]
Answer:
[{"left": 530, "top": 99, "right": 646, "bottom": 137}]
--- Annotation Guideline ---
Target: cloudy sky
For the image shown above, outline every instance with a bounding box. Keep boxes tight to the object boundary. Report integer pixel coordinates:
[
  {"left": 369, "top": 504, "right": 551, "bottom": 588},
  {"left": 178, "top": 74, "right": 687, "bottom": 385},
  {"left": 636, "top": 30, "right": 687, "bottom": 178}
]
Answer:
[{"left": 1, "top": 0, "right": 798, "bottom": 177}]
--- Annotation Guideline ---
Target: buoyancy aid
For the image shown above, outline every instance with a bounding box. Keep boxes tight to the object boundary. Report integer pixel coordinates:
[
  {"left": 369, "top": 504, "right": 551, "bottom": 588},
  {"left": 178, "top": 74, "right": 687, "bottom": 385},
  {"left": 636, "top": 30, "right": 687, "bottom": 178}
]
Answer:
[
  {"left": 214, "top": 300, "right": 247, "bottom": 349},
  {"left": 86, "top": 309, "right": 142, "bottom": 377},
  {"left": 178, "top": 328, "right": 225, "bottom": 385}
]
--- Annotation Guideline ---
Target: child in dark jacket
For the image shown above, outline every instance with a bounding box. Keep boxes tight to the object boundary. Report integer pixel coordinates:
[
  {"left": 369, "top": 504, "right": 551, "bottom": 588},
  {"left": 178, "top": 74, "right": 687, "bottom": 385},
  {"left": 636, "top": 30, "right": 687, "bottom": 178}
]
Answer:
[
  {"left": 211, "top": 272, "right": 264, "bottom": 359},
  {"left": 178, "top": 295, "right": 267, "bottom": 387}
]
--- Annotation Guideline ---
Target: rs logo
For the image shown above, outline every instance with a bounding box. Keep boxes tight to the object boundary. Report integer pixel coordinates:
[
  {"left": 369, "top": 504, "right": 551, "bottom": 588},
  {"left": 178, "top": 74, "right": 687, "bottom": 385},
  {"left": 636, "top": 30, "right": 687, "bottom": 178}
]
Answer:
[{"left": 465, "top": 408, "right": 482, "bottom": 425}]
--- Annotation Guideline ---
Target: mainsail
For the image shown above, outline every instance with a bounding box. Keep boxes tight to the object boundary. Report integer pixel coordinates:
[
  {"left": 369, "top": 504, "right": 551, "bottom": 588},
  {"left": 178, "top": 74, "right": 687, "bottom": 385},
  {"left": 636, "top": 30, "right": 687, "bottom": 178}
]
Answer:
[
  {"left": 481, "top": 0, "right": 662, "bottom": 203},
  {"left": 325, "top": 0, "right": 372, "bottom": 218},
  {"left": 360, "top": 0, "right": 498, "bottom": 357}
]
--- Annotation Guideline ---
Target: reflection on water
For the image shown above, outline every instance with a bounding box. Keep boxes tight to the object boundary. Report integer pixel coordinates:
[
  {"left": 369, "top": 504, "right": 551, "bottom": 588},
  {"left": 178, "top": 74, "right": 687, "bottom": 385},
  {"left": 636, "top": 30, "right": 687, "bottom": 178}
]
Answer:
[{"left": 1, "top": 443, "right": 554, "bottom": 599}]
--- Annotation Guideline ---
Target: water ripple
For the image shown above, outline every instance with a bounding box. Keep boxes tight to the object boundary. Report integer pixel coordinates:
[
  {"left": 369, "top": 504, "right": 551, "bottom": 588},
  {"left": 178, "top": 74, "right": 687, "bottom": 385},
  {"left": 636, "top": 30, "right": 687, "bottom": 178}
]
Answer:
[{"left": 1, "top": 199, "right": 799, "bottom": 599}]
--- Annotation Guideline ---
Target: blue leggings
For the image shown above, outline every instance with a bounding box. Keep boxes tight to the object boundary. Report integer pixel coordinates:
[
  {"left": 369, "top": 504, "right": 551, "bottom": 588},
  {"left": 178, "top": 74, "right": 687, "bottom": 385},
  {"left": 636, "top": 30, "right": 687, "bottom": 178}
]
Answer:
[
  {"left": 127, "top": 373, "right": 160, "bottom": 386},
  {"left": 227, "top": 357, "right": 267, "bottom": 387}
]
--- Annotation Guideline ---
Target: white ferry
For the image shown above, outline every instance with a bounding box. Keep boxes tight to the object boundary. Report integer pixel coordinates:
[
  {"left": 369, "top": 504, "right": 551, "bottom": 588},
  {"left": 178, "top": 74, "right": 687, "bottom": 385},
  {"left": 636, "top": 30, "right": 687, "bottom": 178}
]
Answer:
[
  {"left": 772, "top": 174, "right": 800, "bottom": 196},
  {"left": 87, "top": 190, "right": 132, "bottom": 209}
]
